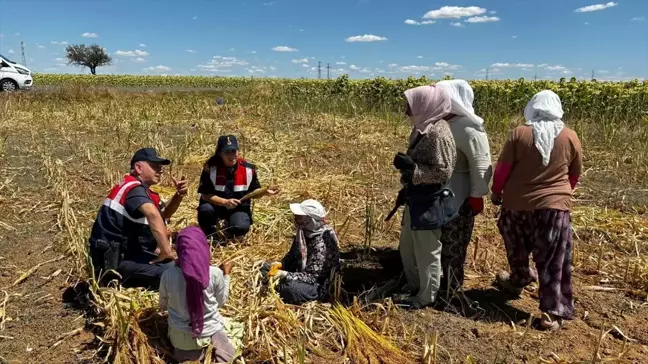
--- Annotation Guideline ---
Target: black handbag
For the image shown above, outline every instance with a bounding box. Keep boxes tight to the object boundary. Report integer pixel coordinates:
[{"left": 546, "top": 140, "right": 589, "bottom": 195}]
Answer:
[
  {"left": 401, "top": 132, "right": 459, "bottom": 230},
  {"left": 407, "top": 186, "right": 459, "bottom": 230}
]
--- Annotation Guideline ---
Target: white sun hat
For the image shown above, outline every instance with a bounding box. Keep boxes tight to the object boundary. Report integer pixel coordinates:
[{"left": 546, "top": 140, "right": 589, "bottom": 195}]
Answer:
[{"left": 289, "top": 199, "right": 327, "bottom": 220}]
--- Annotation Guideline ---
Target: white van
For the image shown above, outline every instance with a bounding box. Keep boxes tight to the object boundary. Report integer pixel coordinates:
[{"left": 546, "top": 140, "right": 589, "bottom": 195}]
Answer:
[{"left": 0, "top": 54, "right": 33, "bottom": 92}]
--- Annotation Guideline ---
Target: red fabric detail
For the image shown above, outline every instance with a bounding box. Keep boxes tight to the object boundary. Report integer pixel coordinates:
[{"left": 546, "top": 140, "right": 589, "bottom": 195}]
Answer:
[
  {"left": 106, "top": 174, "right": 160, "bottom": 206},
  {"left": 491, "top": 162, "right": 512, "bottom": 195},
  {"left": 215, "top": 159, "right": 249, "bottom": 187},
  {"left": 106, "top": 175, "right": 140, "bottom": 203},
  {"left": 214, "top": 174, "right": 228, "bottom": 187},
  {"left": 467, "top": 197, "right": 484, "bottom": 216},
  {"left": 148, "top": 190, "right": 161, "bottom": 207},
  {"left": 568, "top": 174, "right": 579, "bottom": 190}
]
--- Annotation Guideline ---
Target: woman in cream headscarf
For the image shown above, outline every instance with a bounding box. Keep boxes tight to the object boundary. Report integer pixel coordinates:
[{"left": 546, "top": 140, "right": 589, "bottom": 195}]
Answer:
[
  {"left": 491, "top": 90, "right": 583, "bottom": 331},
  {"left": 392, "top": 84, "right": 457, "bottom": 309},
  {"left": 435, "top": 80, "right": 493, "bottom": 295}
]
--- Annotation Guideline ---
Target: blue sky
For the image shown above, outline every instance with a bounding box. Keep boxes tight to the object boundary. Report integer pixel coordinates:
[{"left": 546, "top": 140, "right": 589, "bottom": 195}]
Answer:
[{"left": 1, "top": 0, "right": 647, "bottom": 80}]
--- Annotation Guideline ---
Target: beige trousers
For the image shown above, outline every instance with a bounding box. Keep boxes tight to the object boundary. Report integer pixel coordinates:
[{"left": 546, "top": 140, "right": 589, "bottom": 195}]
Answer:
[{"left": 399, "top": 206, "right": 443, "bottom": 306}]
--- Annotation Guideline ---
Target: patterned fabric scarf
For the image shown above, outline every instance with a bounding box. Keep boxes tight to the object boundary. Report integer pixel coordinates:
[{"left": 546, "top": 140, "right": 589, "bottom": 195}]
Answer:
[{"left": 295, "top": 217, "right": 339, "bottom": 271}]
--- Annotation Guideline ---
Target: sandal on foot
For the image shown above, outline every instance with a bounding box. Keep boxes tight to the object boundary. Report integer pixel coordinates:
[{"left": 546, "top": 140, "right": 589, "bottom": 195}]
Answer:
[
  {"left": 495, "top": 271, "right": 524, "bottom": 297},
  {"left": 539, "top": 313, "right": 564, "bottom": 332}
]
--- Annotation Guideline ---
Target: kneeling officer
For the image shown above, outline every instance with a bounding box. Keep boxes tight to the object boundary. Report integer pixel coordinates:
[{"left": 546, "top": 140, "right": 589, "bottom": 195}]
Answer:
[
  {"left": 197, "top": 135, "right": 279, "bottom": 241},
  {"left": 88, "top": 148, "right": 188, "bottom": 290}
]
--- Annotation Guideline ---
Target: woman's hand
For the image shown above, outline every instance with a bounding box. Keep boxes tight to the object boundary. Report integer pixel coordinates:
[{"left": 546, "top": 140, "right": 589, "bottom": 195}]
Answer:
[
  {"left": 224, "top": 199, "right": 240, "bottom": 210},
  {"left": 491, "top": 192, "right": 503, "bottom": 206},
  {"left": 260, "top": 261, "right": 280, "bottom": 277},
  {"left": 220, "top": 262, "right": 232, "bottom": 276},
  {"left": 270, "top": 270, "right": 288, "bottom": 280},
  {"left": 265, "top": 186, "right": 281, "bottom": 196}
]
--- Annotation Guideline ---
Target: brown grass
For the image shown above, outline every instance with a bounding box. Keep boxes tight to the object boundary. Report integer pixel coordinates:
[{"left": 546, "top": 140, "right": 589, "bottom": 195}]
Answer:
[{"left": 0, "top": 87, "right": 647, "bottom": 363}]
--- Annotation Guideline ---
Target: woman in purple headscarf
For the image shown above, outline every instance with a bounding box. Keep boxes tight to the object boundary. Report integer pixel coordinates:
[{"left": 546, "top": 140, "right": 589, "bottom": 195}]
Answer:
[
  {"left": 159, "top": 226, "right": 236, "bottom": 362},
  {"left": 392, "top": 84, "right": 458, "bottom": 310}
]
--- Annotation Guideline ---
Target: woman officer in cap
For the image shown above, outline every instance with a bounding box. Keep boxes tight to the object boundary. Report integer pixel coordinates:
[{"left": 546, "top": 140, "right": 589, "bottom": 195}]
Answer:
[{"left": 197, "top": 135, "right": 279, "bottom": 242}]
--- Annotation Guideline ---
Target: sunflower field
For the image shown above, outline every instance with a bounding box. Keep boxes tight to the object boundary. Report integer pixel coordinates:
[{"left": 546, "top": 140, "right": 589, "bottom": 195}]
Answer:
[{"left": 33, "top": 73, "right": 648, "bottom": 123}]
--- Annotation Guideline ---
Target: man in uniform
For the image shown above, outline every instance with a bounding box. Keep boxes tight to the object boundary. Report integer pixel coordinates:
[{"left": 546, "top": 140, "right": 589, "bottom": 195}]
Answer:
[{"left": 88, "top": 148, "right": 188, "bottom": 290}]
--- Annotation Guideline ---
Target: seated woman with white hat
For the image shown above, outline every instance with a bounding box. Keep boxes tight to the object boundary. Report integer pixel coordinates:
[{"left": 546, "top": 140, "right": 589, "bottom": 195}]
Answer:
[{"left": 263, "top": 199, "right": 341, "bottom": 305}]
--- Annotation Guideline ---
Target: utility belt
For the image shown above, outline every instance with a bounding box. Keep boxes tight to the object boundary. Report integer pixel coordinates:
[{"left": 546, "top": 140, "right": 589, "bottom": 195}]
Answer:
[
  {"left": 405, "top": 182, "right": 459, "bottom": 230},
  {"left": 92, "top": 239, "right": 124, "bottom": 271}
]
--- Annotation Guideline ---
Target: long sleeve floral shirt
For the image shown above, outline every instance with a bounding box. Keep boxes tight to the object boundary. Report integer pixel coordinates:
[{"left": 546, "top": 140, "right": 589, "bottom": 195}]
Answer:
[
  {"left": 281, "top": 231, "right": 340, "bottom": 287},
  {"left": 407, "top": 120, "right": 457, "bottom": 186}
]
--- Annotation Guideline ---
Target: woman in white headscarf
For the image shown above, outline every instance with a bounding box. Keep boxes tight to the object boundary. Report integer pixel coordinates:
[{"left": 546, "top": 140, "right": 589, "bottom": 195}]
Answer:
[
  {"left": 435, "top": 80, "right": 493, "bottom": 295},
  {"left": 392, "top": 84, "right": 457, "bottom": 309},
  {"left": 491, "top": 90, "right": 583, "bottom": 331},
  {"left": 262, "top": 199, "right": 341, "bottom": 305}
]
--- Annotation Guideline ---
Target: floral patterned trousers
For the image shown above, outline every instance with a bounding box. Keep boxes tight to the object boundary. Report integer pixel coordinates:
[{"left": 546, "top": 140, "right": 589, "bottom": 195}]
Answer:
[
  {"left": 440, "top": 203, "right": 475, "bottom": 293},
  {"left": 497, "top": 208, "right": 574, "bottom": 320}
]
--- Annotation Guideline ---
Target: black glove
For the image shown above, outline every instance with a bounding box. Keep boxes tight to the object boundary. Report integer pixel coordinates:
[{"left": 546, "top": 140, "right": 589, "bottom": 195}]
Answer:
[
  {"left": 393, "top": 152, "right": 415, "bottom": 171},
  {"left": 260, "top": 262, "right": 271, "bottom": 283},
  {"left": 400, "top": 169, "right": 414, "bottom": 184}
]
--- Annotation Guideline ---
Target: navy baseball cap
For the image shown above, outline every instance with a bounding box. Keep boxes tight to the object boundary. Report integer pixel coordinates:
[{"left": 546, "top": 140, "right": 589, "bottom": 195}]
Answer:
[
  {"left": 217, "top": 135, "right": 239, "bottom": 153},
  {"left": 130, "top": 148, "right": 171, "bottom": 167}
]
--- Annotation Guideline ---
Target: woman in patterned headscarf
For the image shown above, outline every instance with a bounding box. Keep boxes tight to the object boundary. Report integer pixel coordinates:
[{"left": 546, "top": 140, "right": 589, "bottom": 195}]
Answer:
[
  {"left": 392, "top": 84, "right": 458, "bottom": 310},
  {"left": 491, "top": 90, "right": 583, "bottom": 331}
]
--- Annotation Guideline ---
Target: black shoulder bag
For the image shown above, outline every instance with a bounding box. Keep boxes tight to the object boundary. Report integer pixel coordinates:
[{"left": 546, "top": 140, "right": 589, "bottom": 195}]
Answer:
[{"left": 405, "top": 133, "right": 459, "bottom": 231}]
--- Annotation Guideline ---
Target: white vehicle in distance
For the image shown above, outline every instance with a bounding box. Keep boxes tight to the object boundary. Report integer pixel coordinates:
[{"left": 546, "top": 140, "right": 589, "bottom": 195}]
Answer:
[{"left": 0, "top": 53, "right": 33, "bottom": 92}]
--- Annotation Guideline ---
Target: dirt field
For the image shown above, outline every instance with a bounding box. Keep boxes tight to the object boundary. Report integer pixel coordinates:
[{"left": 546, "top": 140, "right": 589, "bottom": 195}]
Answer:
[
  {"left": 0, "top": 88, "right": 646, "bottom": 363},
  {"left": 0, "top": 124, "right": 94, "bottom": 363}
]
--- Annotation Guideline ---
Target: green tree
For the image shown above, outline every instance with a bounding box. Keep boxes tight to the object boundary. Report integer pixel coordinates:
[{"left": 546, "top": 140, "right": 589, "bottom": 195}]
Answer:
[{"left": 65, "top": 44, "right": 112, "bottom": 75}]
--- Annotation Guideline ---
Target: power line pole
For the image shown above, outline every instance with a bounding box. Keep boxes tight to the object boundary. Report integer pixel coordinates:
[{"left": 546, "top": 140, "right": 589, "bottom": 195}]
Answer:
[
  {"left": 534, "top": 74, "right": 538, "bottom": 81},
  {"left": 485, "top": 68, "right": 489, "bottom": 81},
  {"left": 21, "top": 41, "right": 27, "bottom": 66},
  {"left": 327, "top": 63, "right": 330, "bottom": 79},
  {"left": 591, "top": 70, "right": 595, "bottom": 80},
  {"left": 317, "top": 61, "right": 321, "bottom": 79}
]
